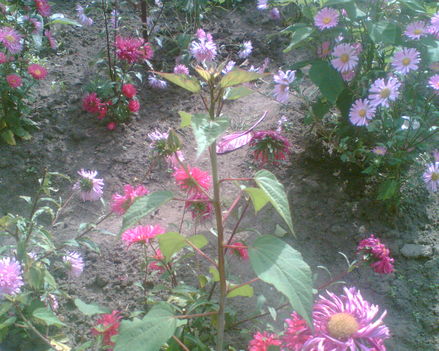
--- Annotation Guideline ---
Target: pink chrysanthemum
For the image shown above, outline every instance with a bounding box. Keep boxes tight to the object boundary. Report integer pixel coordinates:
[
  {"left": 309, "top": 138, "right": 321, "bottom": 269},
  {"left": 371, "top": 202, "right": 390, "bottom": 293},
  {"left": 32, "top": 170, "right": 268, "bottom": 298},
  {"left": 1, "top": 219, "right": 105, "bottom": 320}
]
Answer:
[
  {"left": 174, "top": 166, "right": 211, "bottom": 194},
  {"left": 239, "top": 40, "right": 253, "bottom": 59},
  {"left": 372, "top": 146, "right": 387, "bottom": 156},
  {"left": 111, "top": 184, "right": 149, "bottom": 215},
  {"left": 281, "top": 312, "right": 312, "bottom": 351},
  {"left": 428, "top": 74, "right": 439, "bottom": 90},
  {"left": 331, "top": 43, "right": 359, "bottom": 73},
  {"left": 0, "top": 52, "right": 7, "bottom": 64},
  {"left": 349, "top": 99, "right": 376, "bottom": 126},
  {"left": 391, "top": 48, "right": 420, "bottom": 75},
  {"left": 314, "top": 8, "right": 339, "bottom": 30},
  {"left": 248, "top": 331, "right": 282, "bottom": 351},
  {"left": 302, "top": 287, "right": 390, "bottom": 351},
  {"left": 317, "top": 41, "right": 331, "bottom": 58},
  {"left": 122, "top": 83, "right": 137, "bottom": 99},
  {"left": 34, "top": 0, "right": 51, "bottom": 16},
  {"left": 28, "top": 64, "right": 47, "bottom": 80},
  {"left": 6, "top": 74, "right": 22, "bottom": 88},
  {"left": 128, "top": 99, "right": 140, "bottom": 112},
  {"left": 91, "top": 311, "right": 121, "bottom": 349},
  {"left": 273, "top": 70, "right": 295, "bottom": 103},
  {"left": 121, "top": 225, "right": 165, "bottom": 247},
  {"left": 83, "top": 93, "right": 102, "bottom": 114},
  {"left": 230, "top": 242, "right": 249, "bottom": 260},
  {"left": 250, "top": 130, "right": 291, "bottom": 164},
  {"left": 190, "top": 31, "right": 217, "bottom": 62},
  {"left": 148, "top": 249, "right": 165, "bottom": 273},
  {"left": 44, "top": 30, "right": 57, "bottom": 49},
  {"left": 185, "top": 193, "right": 213, "bottom": 221},
  {"left": 404, "top": 21, "right": 427, "bottom": 40},
  {"left": 0, "top": 257, "right": 24, "bottom": 297},
  {"left": 24, "top": 16, "right": 42, "bottom": 34},
  {"left": 115, "top": 36, "right": 153, "bottom": 63},
  {"left": 174, "top": 64, "right": 189, "bottom": 75},
  {"left": 357, "top": 234, "right": 395, "bottom": 274},
  {"left": 423, "top": 162, "right": 439, "bottom": 192},
  {"left": 368, "top": 77, "right": 401, "bottom": 108},
  {"left": 62, "top": 251, "right": 84, "bottom": 278},
  {"left": 0, "top": 27, "right": 23, "bottom": 54},
  {"left": 73, "top": 169, "right": 104, "bottom": 202},
  {"left": 148, "top": 75, "right": 167, "bottom": 89}
]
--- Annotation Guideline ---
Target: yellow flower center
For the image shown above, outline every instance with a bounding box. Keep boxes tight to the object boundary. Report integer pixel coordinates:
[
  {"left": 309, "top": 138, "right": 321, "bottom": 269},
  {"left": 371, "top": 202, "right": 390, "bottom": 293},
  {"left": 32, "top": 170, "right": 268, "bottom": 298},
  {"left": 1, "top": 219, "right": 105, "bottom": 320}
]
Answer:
[
  {"left": 34, "top": 69, "right": 41, "bottom": 75},
  {"left": 380, "top": 88, "right": 391, "bottom": 98},
  {"left": 340, "top": 54, "right": 349, "bottom": 63},
  {"left": 414, "top": 29, "right": 422, "bottom": 35},
  {"left": 5, "top": 34, "right": 15, "bottom": 43},
  {"left": 323, "top": 17, "right": 331, "bottom": 24},
  {"left": 402, "top": 58, "right": 411, "bottom": 66},
  {"left": 358, "top": 109, "right": 366, "bottom": 117},
  {"left": 432, "top": 172, "right": 439, "bottom": 181},
  {"left": 327, "top": 313, "right": 359, "bottom": 340}
]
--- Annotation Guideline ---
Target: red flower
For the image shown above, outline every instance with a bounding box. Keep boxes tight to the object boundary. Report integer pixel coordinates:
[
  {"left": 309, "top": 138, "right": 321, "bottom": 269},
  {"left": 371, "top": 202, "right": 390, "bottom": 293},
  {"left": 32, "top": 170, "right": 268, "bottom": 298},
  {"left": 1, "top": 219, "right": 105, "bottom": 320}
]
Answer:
[
  {"left": 6, "top": 74, "right": 22, "bottom": 88},
  {"left": 250, "top": 130, "right": 291, "bottom": 165},
  {"left": 248, "top": 331, "right": 281, "bottom": 351},
  {"left": 184, "top": 193, "right": 213, "bottom": 221},
  {"left": 34, "top": 0, "right": 51, "bottom": 16},
  {"left": 281, "top": 312, "right": 312, "bottom": 350},
  {"left": 91, "top": 311, "right": 121, "bottom": 349},
  {"left": 28, "top": 64, "right": 47, "bottom": 80},
  {"left": 128, "top": 99, "right": 140, "bottom": 112},
  {"left": 111, "top": 184, "right": 149, "bottom": 215},
  {"left": 122, "top": 83, "right": 137, "bottom": 99},
  {"left": 107, "top": 121, "right": 117, "bottom": 131},
  {"left": 230, "top": 242, "right": 249, "bottom": 260},
  {"left": 357, "top": 234, "right": 394, "bottom": 274},
  {"left": 115, "top": 36, "right": 153, "bottom": 64},
  {"left": 173, "top": 166, "right": 211, "bottom": 194},
  {"left": 83, "top": 93, "right": 101, "bottom": 113}
]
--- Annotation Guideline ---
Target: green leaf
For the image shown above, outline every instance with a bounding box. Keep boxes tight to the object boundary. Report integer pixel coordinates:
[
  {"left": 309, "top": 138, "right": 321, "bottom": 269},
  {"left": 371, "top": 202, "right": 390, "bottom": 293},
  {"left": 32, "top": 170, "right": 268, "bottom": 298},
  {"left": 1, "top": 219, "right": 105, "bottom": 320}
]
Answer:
[
  {"left": 33, "top": 307, "right": 66, "bottom": 327},
  {"left": 114, "top": 304, "right": 178, "bottom": 351},
  {"left": 399, "top": 0, "right": 426, "bottom": 13},
  {"left": 178, "top": 111, "right": 192, "bottom": 128},
  {"left": 191, "top": 114, "right": 229, "bottom": 157},
  {"left": 309, "top": 61, "right": 345, "bottom": 104},
  {"left": 227, "top": 284, "right": 254, "bottom": 298},
  {"left": 249, "top": 235, "right": 313, "bottom": 327},
  {"left": 74, "top": 299, "right": 111, "bottom": 316},
  {"left": 367, "top": 22, "right": 401, "bottom": 45},
  {"left": 244, "top": 187, "right": 269, "bottom": 213},
  {"left": 209, "top": 266, "right": 220, "bottom": 282},
  {"left": 336, "top": 88, "right": 354, "bottom": 119},
  {"left": 254, "top": 170, "right": 295, "bottom": 235},
  {"left": 49, "top": 15, "right": 82, "bottom": 26},
  {"left": 1, "top": 130, "right": 16, "bottom": 145},
  {"left": 120, "top": 191, "right": 173, "bottom": 235},
  {"left": 155, "top": 72, "right": 201, "bottom": 93},
  {"left": 312, "top": 98, "right": 331, "bottom": 119},
  {"left": 194, "top": 67, "right": 211, "bottom": 82},
  {"left": 377, "top": 179, "right": 399, "bottom": 200},
  {"left": 324, "top": 0, "right": 352, "bottom": 5},
  {"left": 0, "top": 317, "right": 16, "bottom": 330},
  {"left": 284, "top": 27, "right": 313, "bottom": 53},
  {"left": 223, "top": 86, "right": 254, "bottom": 100},
  {"left": 220, "top": 69, "right": 263, "bottom": 88},
  {"left": 157, "top": 232, "right": 208, "bottom": 262}
]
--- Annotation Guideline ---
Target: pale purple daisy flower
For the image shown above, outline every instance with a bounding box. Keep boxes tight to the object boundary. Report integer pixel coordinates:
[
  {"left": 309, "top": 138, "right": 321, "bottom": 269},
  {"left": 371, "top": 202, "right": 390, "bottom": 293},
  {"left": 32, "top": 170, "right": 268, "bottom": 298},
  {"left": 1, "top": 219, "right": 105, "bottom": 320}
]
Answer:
[
  {"left": 257, "top": 0, "right": 268, "bottom": 10},
  {"left": 368, "top": 77, "right": 401, "bottom": 108},
  {"left": 222, "top": 60, "right": 236, "bottom": 74},
  {"left": 434, "top": 150, "right": 439, "bottom": 162},
  {"left": 24, "top": 16, "right": 42, "bottom": 34},
  {"left": 148, "top": 129, "right": 168, "bottom": 150},
  {"left": 428, "top": 74, "right": 439, "bottom": 90},
  {"left": 423, "top": 162, "right": 439, "bottom": 192},
  {"left": 148, "top": 75, "right": 167, "bottom": 89},
  {"left": 76, "top": 4, "right": 93, "bottom": 26},
  {"left": 238, "top": 40, "right": 253, "bottom": 59},
  {"left": 342, "top": 70, "right": 356, "bottom": 82},
  {"left": 63, "top": 251, "right": 84, "bottom": 278},
  {"left": 391, "top": 48, "right": 420, "bottom": 75},
  {"left": 349, "top": 99, "right": 376, "bottom": 126},
  {"left": 0, "top": 27, "right": 23, "bottom": 54},
  {"left": 259, "top": 57, "right": 270, "bottom": 73},
  {"left": 270, "top": 8, "right": 280, "bottom": 20},
  {"left": 331, "top": 44, "right": 359, "bottom": 73},
  {"left": 0, "top": 257, "right": 24, "bottom": 297},
  {"left": 372, "top": 146, "right": 387, "bottom": 156},
  {"left": 73, "top": 169, "right": 104, "bottom": 202},
  {"left": 404, "top": 21, "right": 428, "bottom": 40},
  {"left": 314, "top": 8, "right": 339, "bottom": 30},
  {"left": 273, "top": 70, "right": 295, "bottom": 104},
  {"left": 174, "top": 64, "right": 189, "bottom": 75},
  {"left": 190, "top": 35, "right": 217, "bottom": 62},
  {"left": 302, "top": 287, "right": 390, "bottom": 351}
]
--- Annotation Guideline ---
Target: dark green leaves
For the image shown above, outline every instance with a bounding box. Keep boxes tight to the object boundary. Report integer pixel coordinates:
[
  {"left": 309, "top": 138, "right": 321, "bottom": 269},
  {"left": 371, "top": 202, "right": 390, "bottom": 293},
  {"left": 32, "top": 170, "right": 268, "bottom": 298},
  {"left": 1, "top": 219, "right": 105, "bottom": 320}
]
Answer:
[
  {"left": 284, "top": 26, "right": 314, "bottom": 53},
  {"left": 309, "top": 61, "right": 345, "bottom": 104},
  {"left": 33, "top": 307, "right": 66, "bottom": 327},
  {"left": 367, "top": 22, "right": 401, "bottom": 45}
]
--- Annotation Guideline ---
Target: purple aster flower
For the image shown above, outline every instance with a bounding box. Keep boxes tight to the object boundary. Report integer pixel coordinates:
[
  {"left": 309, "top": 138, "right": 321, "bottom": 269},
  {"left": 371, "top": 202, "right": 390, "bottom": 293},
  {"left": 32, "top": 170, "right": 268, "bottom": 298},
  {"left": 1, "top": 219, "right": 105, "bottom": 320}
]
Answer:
[
  {"left": 302, "top": 287, "right": 390, "bottom": 351},
  {"left": 368, "top": 77, "right": 401, "bottom": 108},
  {"left": 76, "top": 4, "right": 93, "bottom": 26},
  {"left": 428, "top": 74, "right": 439, "bottom": 90},
  {"left": 238, "top": 40, "right": 253, "bottom": 59},
  {"left": 0, "top": 27, "right": 23, "bottom": 54},
  {"left": 270, "top": 8, "right": 281, "bottom": 20},
  {"left": 148, "top": 75, "right": 167, "bottom": 89},
  {"left": 404, "top": 21, "right": 428, "bottom": 40},
  {"left": 391, "top": 48, "right": 420, "bottom": 75},
  {"left": 73, "top": 169, "right": 104, "bottom": 202},
  {"left": 272, "top": 69, "right": 295, "bottom": 104},
  {"left": 190, "top": 34, "right": 217, "bottom": 62},
  {"left": 111, "top": 9, "right": 119, "bottom": 28},
  {"left": 173, "top": 64, "right": 189, "bottom": 75},
  {"left": 331, "top": 43, "right": 359, "bottom": 73},
  {"left": 257, "top": 0, "right": 268, "bottom": 10},
  {"left": 314, "top": 8, "right": 339, "bottom": 30},
  {"left": 423, "top": 162, "right": 439, "bottom": 192},
  {"left": 372, "top": 146, "right": 387, "bottom": 156},
  {"left": 222, "top": 60, "right": 236, "bottom": 74},
  {"left": 349, "top": 99, "right": 376, "bottom": 126},
  {"left": 0, "top": 257, "right": 24, "bottom": 297},
  {"left": 63, "top": 251, "right": 84, "bottom": 278}
]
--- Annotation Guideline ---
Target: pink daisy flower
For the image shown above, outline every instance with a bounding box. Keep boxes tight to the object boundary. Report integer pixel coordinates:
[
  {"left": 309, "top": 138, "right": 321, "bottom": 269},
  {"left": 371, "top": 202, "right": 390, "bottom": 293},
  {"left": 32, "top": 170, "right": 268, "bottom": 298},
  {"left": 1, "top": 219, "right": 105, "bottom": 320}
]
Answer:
[
  {"left": 44, "top": 30, "right": 57, "bottom": 49},
  {"left": 128, "top": 99, "right": 140, "bottom": 112},
  {"left": 248, "top": 331, "right": 282, "bottom": 351},
  {"left": 111, "top": 184, "right": 149, "bottom": 215},
  {"left": 428, "top": 74, "right": 439, "bottom": 90},
  {"left": 28, "top": 64, "right": 47, "bottom": 80},
  {"left": 423, "top": 162, "right": 439, "bottom": 192},
  {"left": 62, "top": 251, "right": 84, "bottom": 278},
  {"left": 250, "top": 130, "right": 291, "bottom": 164},
  {"left": 317, "top": 41, "right": 331, "bottom": 58},
  {"left": 372, "top": 146, "right": 387, "bottom": 156},
  {"left": 91, "top": 311, "right": 121, "bottom": 349},
  {"left": 331, "top": 43, "right": 359, "bottom": 73},
  {"left": 73, "top": 169, "right": 104, "bottom": 202},
  {"left": 349, "top": 99, "right": 376, "bottom": 126},
  {"left": 314, "top": 8, "right": 339, "bottom": 30},
  {"left": 391, "top": 48, "right": 420, "bottom": 75},
  {"left": 302, "top": 287, "right": 390, "bottom": 350},
  {"left": 0, "top": 27, "right": 23, "bottom": 54},
  {"left": 121, "top": 225, "right": 165, "bottom": 247},
  {"left": 122, "top": 83, "right": 137, "bottom": 99},
  {"left": 34, "top": 0, "right": 51, "bottom": 17},
  {"left": 6, "top": 74, "right": 22, "bottom": 88},
  {"left": 281, "top": 312, "right": 312, "bottom": 351},
  {"left": 368, "top": 77, "right": 401, "bottom": 108},
  {"left": 357, "top": 234, "right": 395, "bottom": 274},
  {"left": 272, "top": 69, "right": 295, "bottom": 104},
  {"left": 404, "top": 21, "right": 427, "bottom": 40},
  {"left": 174, "top": 166, "right": 211, "bottom": 194},
  {"left": 185, "top": 193, "right": 213, "bottom": 221},
  {"left": 239, "top": 40, "right": 253, "bottom": 59},
  {"left": 173, "top": 64, "right": 189, "bottom": 75},
  {"left": 0, "top": 257, "right": 24, "bottom": 297}
]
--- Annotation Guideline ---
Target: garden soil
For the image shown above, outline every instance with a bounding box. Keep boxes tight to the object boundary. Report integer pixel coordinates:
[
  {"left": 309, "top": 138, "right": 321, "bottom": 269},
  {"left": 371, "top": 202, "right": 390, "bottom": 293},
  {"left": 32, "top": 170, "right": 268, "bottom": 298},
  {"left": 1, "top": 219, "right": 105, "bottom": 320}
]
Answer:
[{"left": 0, "top": 1, "right": 437, "bottom": 350}]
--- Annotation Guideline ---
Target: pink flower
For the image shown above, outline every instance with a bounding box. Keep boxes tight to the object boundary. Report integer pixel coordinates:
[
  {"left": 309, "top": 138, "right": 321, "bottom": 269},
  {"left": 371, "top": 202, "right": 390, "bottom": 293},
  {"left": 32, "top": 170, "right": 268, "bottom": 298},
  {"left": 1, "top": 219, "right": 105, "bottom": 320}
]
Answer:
[
  {"left": 342, "top": 70, "right": 356, "bottom": 82},
  {"left": 357, "top": 234, "right": 395, "bottom": 274},
  {"left": 24, "top": 16, "right": 42, "bottom": 34},
  {"left": 281, "top": 312, "right": 312, "bottom": 351},
  {"left": 391, "top": 48, "right": 420, "bottom": 75},
  {"left": 368, "top": 77, "right": 401, "bottom": 108},
  {"left": 128, "top": 99, "right": 140, "bottom": 112},
  {"left": 174, "top": 64, "right": 189, "bottom": 75},
  {"left": 115, "top": 36, "right": 153, "bottom": 63},
  {"left": 83, "top": 93, "right": 102, "bottom": 114},
  {"left": 190, "top": 30, "right": 217, "bottom": 62},
  {"left": 0, "top": 27, "right": 23, "bottom": 54},
  {"left": 270, "top": 8, "right": 281, "bottom": 20},
  {"left": 111, "top": 184, "right": 149, "bottom": 215},
  {"left": 122, "top": 225, "right": 165, "bottom": 247},
  {"left": 428, "top": 74, "right": 439, "bottom": 90},
  {"left": 404, "top": 21, "right": 428, "bottom": 40},
  {"left": 0, "top": 257, "right": 24, "bottom": 297},
  {"left": 122, "top": 83, "right": 137, "bottom": 99},
  {"left": 230, "top": 242, "right": 249, "bottom": 260},
  {"left": 166, "top": 150, "right": 185, "bottom": 170},
  {"left": 34, "top": 0, "right": 51, "bottom": 17},
  {"left": 62, "top": 251, "right": 84, "bottom": 278},
  {"left": 107, "top": 122, "right": 117, "bottom": 131},
  {"left": 239, "top": 40, "right": 253, "bottom": 59},
  {"left": 174, "top": 166, "right": 211, "bottom": 194},
  {"left": 272, "top": 70, "right": 295, "bottom": 103},
  {"left": 148, "top": 75, "right": 167, "bottom": 89},
  {"left": 317, "top": 41, "right": 331, "bottom": 58},
  {"left": 185, "top": 193, "right": 213, "bottom": 221},
  {"left": 28, "top": 64, "right": 47, "bottom": 80},
  {"left": 349, "top": 99, "right": 376, "bottom": 126},
  {"left": 73, "top": 169, "right": 104, "bottom": 201},
  {"left": 423, "top": 162, "right": 439, "bottom": 192},
  {"left": 250, "top": 130, "right": 291, "bottom": 164},
  {"left": 6, "top": 74, "right": 22, "bottom": 88},
  {"left": 303, "top": 287, "right": 390, "bottom": 350},
  {"left": 314, "top": 8, "right": 339, "bottom": 30},
  {"left": 91, "top": 311, "right": 121, "bottom": 349},
  {"left": 44, "top": 30, "right": 57, "bottom": 49},
  {"left": 248, "top": 331, "right": 282, "bottom": 351},
  {"left": 148, "top": 249, "right": 165, "bottom": 272},
  {"left": 0, "top": 52, "right": 7, "bottom": 64},
  {"left": 331, "top": 44, "right": 359, "bottom": 73},
  {"left": 372, "top": 146, "right": 387, "bottom": 155}
]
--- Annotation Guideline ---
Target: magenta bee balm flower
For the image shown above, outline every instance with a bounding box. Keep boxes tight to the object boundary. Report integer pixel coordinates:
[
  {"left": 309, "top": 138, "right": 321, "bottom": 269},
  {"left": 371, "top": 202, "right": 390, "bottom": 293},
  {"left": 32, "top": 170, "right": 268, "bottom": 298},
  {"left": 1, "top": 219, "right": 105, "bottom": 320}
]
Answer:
[
  {"left": 248, "top": 331, "right": 281, "bottom": 351},
  {"left": 173, "top": 64, "right": 189, "bottom": 75},
  {"left": 190, "top": 31, "right": 217, "bottom": 62},
  {"left": 122, "top": 225, "right": 165, "bottom": 247},
  {"left": 174, "top": 166, "right": 211, "bottom": 194},
  {"left": 73, "top": 169, "right": 104, "bottom": 202},
  {"left": 250, "top": 130, "right": 291, "bottom": 164},
  {"left": 391, "top": 48, "right": 420, "bottom": 75},
  {"left": 0, "top": 257, "right": 24, "bottom": 297},
  {"left": 357, "top": 234, "right": 394, "bottom": 274},
  {"left": 111, "top": 184, "right": 149, "bottom": 215},
  {"left": 314, "top": 8, "right": 339, "bottom": 30},
  {"left": 368, "top": 77, "right": 401, "bottom": 108}
]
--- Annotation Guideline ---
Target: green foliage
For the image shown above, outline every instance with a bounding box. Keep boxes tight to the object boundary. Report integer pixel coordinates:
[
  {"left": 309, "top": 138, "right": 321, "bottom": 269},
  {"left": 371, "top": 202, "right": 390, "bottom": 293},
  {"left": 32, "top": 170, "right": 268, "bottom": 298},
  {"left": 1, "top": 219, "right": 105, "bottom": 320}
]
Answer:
[
  {"left": 223, "top": 86, "right": 254, "bottom": 100},
  {"left": 158, "top": 232, "right": 208, "bottom": 262},
  {"left": 309, "top": 61, "right": 345, "bottom": 104},
  {"left": 220, "top": 70, "right": 264, "bottom": 88},
  {"left": 32, "top": 307, "right": 66, "bottom": 327},
  {"left": 244, "top": 187, "right": 270, "bottom": 213},
  {"left": 74, "top": 299, "right": 111, "bottom": 316},
  {"left": 156, "top": 72, "right": 201, "bottom": 93},
  {"left": 191, "top": 113, "right": 229, "bottom": 157}
]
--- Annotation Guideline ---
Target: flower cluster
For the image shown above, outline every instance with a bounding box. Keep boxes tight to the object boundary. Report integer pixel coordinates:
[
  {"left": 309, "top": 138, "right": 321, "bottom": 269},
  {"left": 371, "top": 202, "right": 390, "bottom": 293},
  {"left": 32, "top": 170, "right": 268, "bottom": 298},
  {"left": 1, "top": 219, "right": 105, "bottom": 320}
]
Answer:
[
  {"left": 250, "top": 130, "right": 291, "bottom": 165},
  {"left": 272, "top": 70, "right": 296, "bottom": 104},
  {"left": 62, "top": 251, "right": 84, "bottom": 278},
  {"left": 111, "top": 184, "right": 149, "bottom": 215},
  {"left": 82, "top": 93, "right": 111, "bottom": 120},
  {"left": 0, "top": 257, "right": 24, "bottom": 297},
  {"left": 357, "top": 235, "right": 395, "bottom": 274},
  {"left": 121, "top": 225, "right": 165, "bottom": 247},
  {"left": 115, "top": 36, "right": 154, "bottom": 64},
  {"left": 174, "top": 166, "right": 211, "bottom": 194},
  {"left": 73, "top": 169, "right": 104, "bottom": 202},
  {"left": 91, "top": 311, "right": 121, "bottom": 350},
  {"left": 190, "top": 29, "right": 217, "bottom": 63}
]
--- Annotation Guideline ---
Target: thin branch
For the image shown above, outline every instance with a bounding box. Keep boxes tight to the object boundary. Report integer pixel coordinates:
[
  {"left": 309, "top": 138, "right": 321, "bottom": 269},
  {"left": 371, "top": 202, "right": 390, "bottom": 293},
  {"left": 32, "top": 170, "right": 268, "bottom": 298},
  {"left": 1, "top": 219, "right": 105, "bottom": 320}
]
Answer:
[
  {"left": 230, "top": 303, "right": 289, "bottom": 329},
  {"left": 172, "top": 336, "right": 190, "bottom": 351},
  {"left": 226, "top": 277, "right": 259, "bottom": 294},
  {"left": 222, "top": 191, "right": 242, "bottom": 224},
  {"left": 185, "top": 238, "right": 218, "bottom": 268}
]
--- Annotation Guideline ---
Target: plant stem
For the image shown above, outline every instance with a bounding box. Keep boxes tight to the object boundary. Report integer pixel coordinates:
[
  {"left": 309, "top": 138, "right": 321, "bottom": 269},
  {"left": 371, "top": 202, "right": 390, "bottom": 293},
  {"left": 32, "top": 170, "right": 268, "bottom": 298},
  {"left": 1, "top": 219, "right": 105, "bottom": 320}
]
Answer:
[
  {"left": 172, "top": 336, "right": 190, "bottom": 351},
  {"left": 102, "top": 0, "right": 115, "bottom": 82},
  {"left": 140, "top": 0, "right": 149, "bottom": 41},
  {"left": 226, "top": 277, "right": 259, "bottom": 294}
]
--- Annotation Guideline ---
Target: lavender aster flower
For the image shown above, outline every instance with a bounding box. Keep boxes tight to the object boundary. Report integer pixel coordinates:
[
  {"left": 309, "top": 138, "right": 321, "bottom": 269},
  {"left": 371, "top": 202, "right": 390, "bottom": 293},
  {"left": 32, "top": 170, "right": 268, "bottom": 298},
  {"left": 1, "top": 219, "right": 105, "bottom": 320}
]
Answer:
[
  {"left": 257, "top": 0, "right": 268, "bottom": 10},
  {"left": 372, "top": 146, "right": 387, "bottom": 156},
  {"left": 0, "top": 257, "right": 24, "bottom": 297},
  {"left": 272, "top": 70, "right": 295, "bottom": 104},
  {"left": 76, "top": 5, "right": 93, "bottom": 26},
  {"left": 404, "top": 21, "right": 428, "bottom": 40},
  {"left": 391, "top": 48, "right": 420, "bottom": 75},
  {"left": 270, "top": 8, "right": 280, "bottom": 20},
  {"left": 63, "top": 251, "right": 84, "bottom": 278},
  {"left": 173, "top": 64, "right": 189, "bottom": 75},
  {"left": 238, "top": 40, "right": 253, "bottom": 59},
  {"left": 368, "top": 77, "right": 401, "bottom": 108},
  {"left": 331, "top": 43, "right": 359, "bottom": 73},
  {"left": 423, "top": 162, "right": 439, "bottom": 192},
  {"left": 349, "top": 99, "right": 376, "bottom": 126},
  {"left": 190, "top": 32, "right": 217, "bottom": 63},
  {"left": 428, "top": 74, "right": 439, "bottom": 90},
  {"left": 148, "top": 75, "right": 167, "bottom": 89},
  {"left": 73, "top": 169, "right": 104, "bottom": 201},
  {"left": 222, "top": 60, "right": 236, "bottom": 74}
]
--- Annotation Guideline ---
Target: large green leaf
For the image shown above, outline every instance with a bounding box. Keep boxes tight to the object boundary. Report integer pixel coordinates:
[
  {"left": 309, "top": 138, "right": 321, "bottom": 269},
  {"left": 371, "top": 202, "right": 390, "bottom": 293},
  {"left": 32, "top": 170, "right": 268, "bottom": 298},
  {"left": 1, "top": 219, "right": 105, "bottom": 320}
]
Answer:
[
  {"left": 399, "top": 0, "right": 426, "bottom": 13},
  {"left": 33, "top": 307, "right": 65, "bottom": 327},
  {"left": 309, "top": 61, "right": 345, "bottom": 104},
  {"left": 249, "top": 236, "right": 313, "bottom": 327},
  {"left": 324, "top": 0, "right": 352, "bottom": 5},
  {"left": 244, "top": 187, "right": 269, "bottom": 213},
  {"left": 367, "top": 22, "right": 401, "bottom": 45},
  {"left": 191, "top": 113, "right": 229, "bottom": 157},
  {"left": 114, "top": 304, "right": 179, "bottom": 351},
  {"left": 157, "top": 232, "right": 208, "bottom": 262},
  {"left": 74, "top": 299, "right": 111, "bottom": 316},
  {"left": 254, "top": 170, "right": 294, "bottom": 235},
  {"left": 220, "top": 69, "right": 263, "bottom": 88},
  {"left": 223, "top": 86, "right": 254, "bottom": 100},
  {"left": 156, "top": 72, "right": 201, "bottom": 93},
  {"left": 178, "top": 111, "right": 192, "bottom": 128},
  {"left": 226, "top": 283, "right": 254, "bottom": 298},
  {"left": 120, "top": 191, "right": 173, "bottom": 235},
  {"left": 284, "top": 26, "right": 314, "bottom": 53}
]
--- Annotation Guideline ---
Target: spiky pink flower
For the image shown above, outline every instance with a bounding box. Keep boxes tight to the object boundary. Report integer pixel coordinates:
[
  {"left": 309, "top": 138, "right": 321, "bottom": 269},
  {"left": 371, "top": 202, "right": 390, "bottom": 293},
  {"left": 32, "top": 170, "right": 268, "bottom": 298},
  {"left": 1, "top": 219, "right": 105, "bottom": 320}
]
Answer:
[
  {"left": 107, "top": 122, "right": 117, "bottom": 131},
  {"left": 248, "top": 331, "right": 282, "bottom": 351},
  {"left": 0, "top": 257, "right": 24, "bottom": 297},
  {"left": 83, "top": 93, "right": 102, "bottom": 114},
  {"left": 368, "top": 77, "right": 401, "bottom": 108},
  {"left": 281, "top": 312, "right": 312, "bottom": 351},
  {"left": 73, "top": 169, "right": 104, "bottom": 202},
  {"left": 111, "top": 184, "right": 149, "bottom": 215},
  {"left": 28, "top": 64, "right": 47, "bottom": 80},
  {"left": 91, "top": 311, "right": 121, "bottom": 349},
  {"left": 148, "top": 75, "right": 167, "bottom": 89},
  {"left": 372, "top": 146, "right": 387, "bottom": 156},
  {"left": 34, "top": 0, "right": 51, "bottom": 17},
  {"left": 166, "top": 151, "right": 185, "bottom": 170},
  {"left": 314, "top": 8, "right": 339, "bottom": 30},
  {"left": 128, "top": 99, "right": 140, "bottom": 112},
  {"left": 115, "top": 36, "right": 153, "bottom": 63},
  {"left": 391, "top": 48, "right": 420, "bottom": 75},
  {"left": 174, "top": 64, "right": 189, "bottom": 75},
  {"left": 174, "top": 166, "right": 211, "bottom": 194},
  {"left": 122, "top": 225, "right": 165, "bottom": 247},
  {"left": 239, "top": 40, "right": 253, "bottom": 59},
  {"left": 331, "top": 43, "right": 359, "bottom": 73},
  {"left": 273, "top": 70, "right": 295, "bottom": 103},
  {"left": 122, "top": 84, "right": 137, "bottom": 99},
  {"left": 62, "top": 251, "right": 84, "bottom": 278},
  {"left": 250, "top": 130, "right": 291, "bottom": 164},
  {"left": 404, "top": 21, "right": 427, "bottom": 40},
  {"left": 148, "top": 249, "right": 165, "bottom": 272},
  {"left": 302, "top": 287, "right": 390, "bottom": 350},
  {"left": 0, "top": 27, "right": 23, "bottom": 54},
  {"left": 6, "top": 74, "right": 22, "bottom": 88},
  {"left": 349, "top": 99, "right": 376, "bottom": 126},
  {"left": 190, "top": 30, "right": 217, "bottom": 62},
  {"left": 357, "top": 235, "right": 395, "bottom": 274},
  {"left": 185, "top": 193, "right": 213, "bottom": 221},
  {"left": 423, "top": 162, "right": 439, "bottom": 192},
  {"left": 428, "top": 74, "right": 439, "bottom": 90},
  {"left": 230, "top": 242, "right": 249, "bottom": 260},
  {"left": 24, "top": 16, "right": 42, "bottom": 34},
  {"left": 44, "top": 30, "right": 57, "bottom": 49},
  {"left": 317, "top": 41, "right": 331, "bottom": 58}
]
